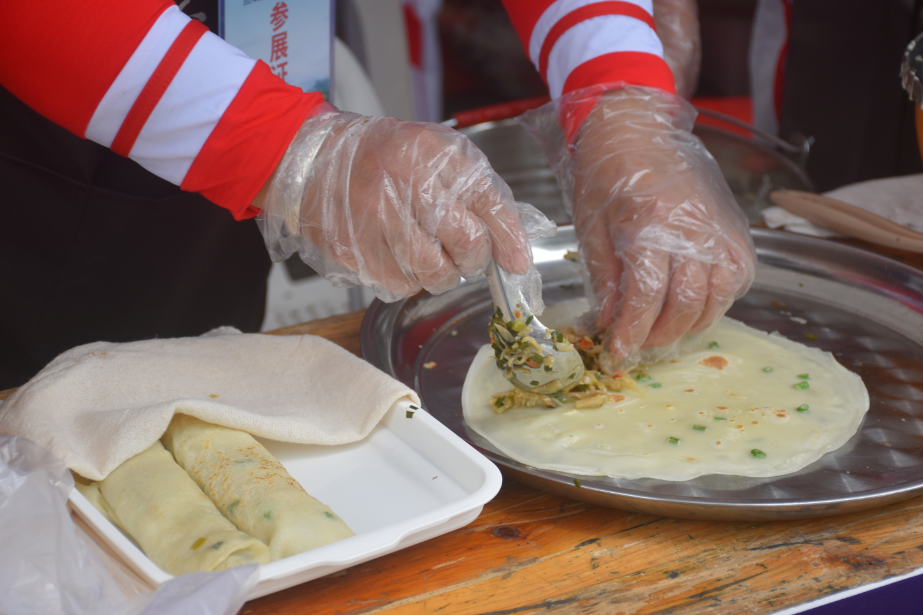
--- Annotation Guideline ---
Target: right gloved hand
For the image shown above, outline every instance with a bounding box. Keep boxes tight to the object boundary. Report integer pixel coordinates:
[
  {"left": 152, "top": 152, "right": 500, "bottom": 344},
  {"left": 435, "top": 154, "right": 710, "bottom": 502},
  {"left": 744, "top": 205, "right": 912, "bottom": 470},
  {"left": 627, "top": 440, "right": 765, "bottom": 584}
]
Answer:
[
  {"left": 521, "top": 86, "right": 756, "bottom": 374},
  {"left": 256, "top": 104, "right": 553, "bottom": 303}
]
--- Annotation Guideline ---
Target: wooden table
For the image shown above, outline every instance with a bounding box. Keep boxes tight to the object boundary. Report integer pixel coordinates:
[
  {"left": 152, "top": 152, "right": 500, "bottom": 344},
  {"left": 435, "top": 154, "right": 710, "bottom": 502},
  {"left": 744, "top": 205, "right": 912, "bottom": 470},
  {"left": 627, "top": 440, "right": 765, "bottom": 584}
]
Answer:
[{"left": 4, "top": 238, "right": 923, "bottom": 615}]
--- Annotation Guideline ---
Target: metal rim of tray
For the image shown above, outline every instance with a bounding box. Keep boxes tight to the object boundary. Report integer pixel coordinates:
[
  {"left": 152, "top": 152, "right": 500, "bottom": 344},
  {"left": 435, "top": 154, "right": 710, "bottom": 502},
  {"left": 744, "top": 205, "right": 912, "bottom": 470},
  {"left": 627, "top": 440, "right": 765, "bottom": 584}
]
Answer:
[{"left": 361, "top": 227, "right": 923, "bottom": 520}]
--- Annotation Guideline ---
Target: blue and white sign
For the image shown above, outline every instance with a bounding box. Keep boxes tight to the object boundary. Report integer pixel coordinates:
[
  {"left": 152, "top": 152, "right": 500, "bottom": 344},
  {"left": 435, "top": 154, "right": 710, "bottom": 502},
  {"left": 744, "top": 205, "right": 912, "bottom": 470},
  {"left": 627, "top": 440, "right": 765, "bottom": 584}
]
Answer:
[{"left": 221, "top": 0, "right": 332, "bottom": 99}]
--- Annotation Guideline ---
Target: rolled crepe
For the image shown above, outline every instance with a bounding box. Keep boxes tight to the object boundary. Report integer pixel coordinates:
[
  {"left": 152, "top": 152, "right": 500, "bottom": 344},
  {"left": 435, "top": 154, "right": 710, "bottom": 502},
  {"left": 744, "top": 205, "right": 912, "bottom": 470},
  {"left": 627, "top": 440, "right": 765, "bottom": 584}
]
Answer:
[
  {"left": 162, "top": 414, "right": 355, "bottom": 561},
  {"left": 79, "top": 441, "right": 270, "bottom": 576},
  {"left": 73, "top": 477, "right": 119, "bottom": 525}
]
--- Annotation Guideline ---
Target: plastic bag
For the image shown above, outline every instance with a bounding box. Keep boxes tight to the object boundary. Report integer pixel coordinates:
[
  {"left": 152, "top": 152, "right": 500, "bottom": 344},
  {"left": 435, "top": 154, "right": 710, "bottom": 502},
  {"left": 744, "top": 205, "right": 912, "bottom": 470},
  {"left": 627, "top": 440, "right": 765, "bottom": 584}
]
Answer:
[{"left": 0, "top": 435, "right": 259, "bottom": 615}]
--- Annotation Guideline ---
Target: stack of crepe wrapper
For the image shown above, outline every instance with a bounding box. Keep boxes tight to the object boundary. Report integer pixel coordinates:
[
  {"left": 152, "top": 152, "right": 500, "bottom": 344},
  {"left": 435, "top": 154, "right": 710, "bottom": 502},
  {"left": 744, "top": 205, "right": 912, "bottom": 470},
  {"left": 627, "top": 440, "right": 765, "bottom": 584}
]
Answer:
[{"left": 0, "top": 328, "right": 420, "bottom": 481}]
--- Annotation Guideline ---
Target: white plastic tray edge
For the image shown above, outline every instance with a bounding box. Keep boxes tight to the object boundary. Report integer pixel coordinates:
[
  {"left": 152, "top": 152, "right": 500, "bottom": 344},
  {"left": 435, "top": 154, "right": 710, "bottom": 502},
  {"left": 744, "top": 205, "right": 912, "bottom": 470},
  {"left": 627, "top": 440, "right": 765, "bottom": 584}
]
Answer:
[{"left": 67, "top": 399, "right": 503, "bottom": 599}]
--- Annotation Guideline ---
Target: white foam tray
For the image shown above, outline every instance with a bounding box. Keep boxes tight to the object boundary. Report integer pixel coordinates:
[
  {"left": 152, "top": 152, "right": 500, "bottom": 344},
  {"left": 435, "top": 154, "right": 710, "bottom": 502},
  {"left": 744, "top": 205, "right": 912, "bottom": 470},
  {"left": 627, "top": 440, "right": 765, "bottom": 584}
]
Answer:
[{"left": 68, "top": 399, "right": 502, "bottom": 599}]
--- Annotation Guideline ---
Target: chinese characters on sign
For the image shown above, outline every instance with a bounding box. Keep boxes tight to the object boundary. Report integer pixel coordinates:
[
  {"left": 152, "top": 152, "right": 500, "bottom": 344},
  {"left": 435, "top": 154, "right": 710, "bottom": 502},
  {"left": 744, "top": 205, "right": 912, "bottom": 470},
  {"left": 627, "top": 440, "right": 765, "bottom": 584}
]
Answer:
[
  {"left": 270, "top": 2, "right": 288, "bottom": 82},
  {"left": 222, "top": 0, "right": 332, "bottom": 99}
]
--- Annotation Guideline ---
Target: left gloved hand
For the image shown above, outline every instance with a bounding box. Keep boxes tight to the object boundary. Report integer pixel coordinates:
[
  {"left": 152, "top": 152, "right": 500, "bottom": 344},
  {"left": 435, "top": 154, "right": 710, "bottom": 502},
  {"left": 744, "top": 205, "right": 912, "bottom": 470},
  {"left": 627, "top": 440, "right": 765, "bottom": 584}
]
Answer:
[{"left": 254, "top": 104, "right": 553, "bottom": 303}]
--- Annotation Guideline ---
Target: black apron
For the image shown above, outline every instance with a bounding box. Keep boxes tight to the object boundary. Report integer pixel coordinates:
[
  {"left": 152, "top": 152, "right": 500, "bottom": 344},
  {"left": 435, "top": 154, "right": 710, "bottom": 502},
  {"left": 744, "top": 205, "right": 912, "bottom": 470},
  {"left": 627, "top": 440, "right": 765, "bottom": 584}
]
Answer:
[
  {"left": 0, "top": 84, "right": 272, "bottom": 390},
  {"left": 780, "top": 0, "right": 923, "bottom": 192}
]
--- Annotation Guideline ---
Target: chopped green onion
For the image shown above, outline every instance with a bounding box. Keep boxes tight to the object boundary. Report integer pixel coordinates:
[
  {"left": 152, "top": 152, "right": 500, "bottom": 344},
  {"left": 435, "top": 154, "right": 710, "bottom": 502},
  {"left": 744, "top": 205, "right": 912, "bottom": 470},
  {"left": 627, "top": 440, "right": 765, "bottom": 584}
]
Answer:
[
  {"left": 797, "top": 404, "right": 809, "bottom": 412},
  {"left": 324, "top": 511, "right": 336, "bottom": 519},
  {"left": 406, "top": 410, "right": 416, "bottom": 418},
  {"left": 798, "top": 373, "right": 810, "bottom": 379},
  {"left": 793, "top": 381, "right": 810, "bottom": 390},
  {"left": 692, "top": 425, "right": 706, "bottom": 431},
  {"left": 668, "top": 436, "right": 680, "bottom": 445},
  {"left": 649, "top": 382, "right": 662, "bottom": 389},
  {"left": 544, "top": 365, "right": 552, "bottom": 372},
  {"left": 636, "top": 373, "right": 652, "bottom": 382},
  {"left": 530, "top": 380, "right": 539, "bottom": 386},
  {"left": 763, "top": 367, "right": 773, "bottom": 373},
  {"left": 264, "top": 511, "right": 271, "bottom": 520},
  {"left": 709, "top": 341, "right": 719, "bottom": 349},
  {"left": 714, "top": 417, "right": 727, "bottom": 421},
  {"left": 574, "top": 478, "right": 582, "bottom": 488},
  {"left": 751, "top": 449, "right": 767, "bottom": 459},
  {"left": 805, "top": 333, "right": 817, "bottom": 340},
  {"left": 576, "top": 384, "right": 590, "bottom": 392},
  {"left": 409, "top": 405, "right": 419, "bottom": 410},
  {"left": 525, "top": 315, "right": 534, "bottom": 325},
  {"left": 549, "top": 392, "right": 567, "bottom": 405}
]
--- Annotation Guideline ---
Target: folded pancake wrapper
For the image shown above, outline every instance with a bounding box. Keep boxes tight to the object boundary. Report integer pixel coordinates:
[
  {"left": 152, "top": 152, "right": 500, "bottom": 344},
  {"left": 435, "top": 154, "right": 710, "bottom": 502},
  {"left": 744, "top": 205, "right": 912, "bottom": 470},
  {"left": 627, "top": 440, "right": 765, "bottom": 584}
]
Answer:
[
  {"left": 76, "top": 439, "right": 274, "bottom": 575},
  {"left": 161, "top": 414, "right": 356, "bottom": 562},
  {"left": 0, "top": 330, "right": 419, "bottom": 574}
]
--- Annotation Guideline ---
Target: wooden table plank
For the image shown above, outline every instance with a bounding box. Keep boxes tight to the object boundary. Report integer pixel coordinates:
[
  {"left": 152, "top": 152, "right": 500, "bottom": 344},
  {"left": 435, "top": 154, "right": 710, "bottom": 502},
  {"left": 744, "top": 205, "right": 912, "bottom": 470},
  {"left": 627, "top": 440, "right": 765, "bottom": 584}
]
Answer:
[
  {"left": 264, "top": 309, "right": 366, "bottom": 358},
  {"left": 242, "top": 476, "right": 923, "bottom": 614}
]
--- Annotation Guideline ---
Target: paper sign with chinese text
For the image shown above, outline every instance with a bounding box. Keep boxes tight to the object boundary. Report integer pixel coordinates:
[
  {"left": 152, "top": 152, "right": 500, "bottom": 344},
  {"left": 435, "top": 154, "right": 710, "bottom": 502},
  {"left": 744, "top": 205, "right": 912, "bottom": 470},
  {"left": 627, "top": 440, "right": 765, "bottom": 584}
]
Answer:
[{"left": 221, "top": 0, "right": 331, "bottom": 99}]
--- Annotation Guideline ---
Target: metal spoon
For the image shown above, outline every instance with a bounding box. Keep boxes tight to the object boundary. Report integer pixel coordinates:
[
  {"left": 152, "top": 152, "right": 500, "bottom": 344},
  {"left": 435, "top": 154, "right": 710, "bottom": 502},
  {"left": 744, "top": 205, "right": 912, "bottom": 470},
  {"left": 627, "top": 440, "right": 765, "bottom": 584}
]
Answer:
[{"left": 485, "top": 260, "right": 585, "bottom": 393}]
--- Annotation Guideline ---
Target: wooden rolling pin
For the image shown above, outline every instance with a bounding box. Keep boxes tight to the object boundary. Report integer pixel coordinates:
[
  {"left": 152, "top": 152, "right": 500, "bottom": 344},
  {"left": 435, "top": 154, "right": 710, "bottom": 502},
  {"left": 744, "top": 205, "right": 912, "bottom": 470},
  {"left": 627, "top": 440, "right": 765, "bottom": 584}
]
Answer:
[{"left": 770, "top": 189, "right": 923, "bottom": 253}]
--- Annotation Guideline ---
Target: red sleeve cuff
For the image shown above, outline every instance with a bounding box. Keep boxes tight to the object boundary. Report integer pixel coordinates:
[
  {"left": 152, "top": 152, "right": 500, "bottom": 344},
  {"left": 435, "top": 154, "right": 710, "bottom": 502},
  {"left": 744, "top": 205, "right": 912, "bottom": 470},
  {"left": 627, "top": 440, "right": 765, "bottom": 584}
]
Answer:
[
  {"left": 558, "top": 52, "right": 676, "bottom": 144},
  {"left": 181, "top": 60, "right": 325, "bottom": 221}
]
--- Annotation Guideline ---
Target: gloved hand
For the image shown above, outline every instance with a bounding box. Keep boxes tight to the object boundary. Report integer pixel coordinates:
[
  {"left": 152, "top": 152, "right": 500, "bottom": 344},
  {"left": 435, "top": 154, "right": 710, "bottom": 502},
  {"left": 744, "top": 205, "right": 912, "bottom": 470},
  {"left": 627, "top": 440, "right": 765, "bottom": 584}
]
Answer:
[
  {"left": 521, "top": 86, "right": 756, "bottom": 374},
  {"left": 653, "top": 0, "right": 701, "bottom": 99},
  {"left": 256, "top": 104, "right": 553, "bottom": 303}
]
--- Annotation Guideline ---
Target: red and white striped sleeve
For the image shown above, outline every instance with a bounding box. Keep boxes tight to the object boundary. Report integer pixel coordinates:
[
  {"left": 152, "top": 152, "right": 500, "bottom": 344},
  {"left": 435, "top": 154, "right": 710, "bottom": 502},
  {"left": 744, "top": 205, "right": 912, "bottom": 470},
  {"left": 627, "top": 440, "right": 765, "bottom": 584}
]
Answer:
[
  {"left": 502, "top": 0, "right": 676, "bottom": 140},
  {"left": 0, "top": 0, "right": 324, "bottom": 220},
  {"left": 502, "top": 0, "right": 675, "bottom": 98}
]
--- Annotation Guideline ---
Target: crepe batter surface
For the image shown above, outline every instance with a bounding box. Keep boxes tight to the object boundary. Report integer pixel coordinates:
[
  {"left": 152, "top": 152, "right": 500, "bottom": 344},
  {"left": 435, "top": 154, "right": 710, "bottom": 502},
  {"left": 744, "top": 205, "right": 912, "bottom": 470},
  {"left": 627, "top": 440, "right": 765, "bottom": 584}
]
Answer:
[{"left": 462, "top": 302, "right": 870, "bottom": 481}]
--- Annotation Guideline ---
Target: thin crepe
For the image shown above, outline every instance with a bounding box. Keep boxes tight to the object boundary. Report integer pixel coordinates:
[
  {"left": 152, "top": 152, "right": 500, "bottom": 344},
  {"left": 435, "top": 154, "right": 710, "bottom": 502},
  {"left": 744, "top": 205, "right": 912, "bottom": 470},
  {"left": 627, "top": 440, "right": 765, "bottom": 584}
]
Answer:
[
  {"left": 76, "top": 442, "right": 270, "bottom": 575},
  {"left": 162, "top": 414, "right": 355, "bottom": 561},
  {"left": 463, "top": 305, "right": 870, "bottom": 481},
  {"left": 0, "top": 331, "right": 418, "bottom": 482}
]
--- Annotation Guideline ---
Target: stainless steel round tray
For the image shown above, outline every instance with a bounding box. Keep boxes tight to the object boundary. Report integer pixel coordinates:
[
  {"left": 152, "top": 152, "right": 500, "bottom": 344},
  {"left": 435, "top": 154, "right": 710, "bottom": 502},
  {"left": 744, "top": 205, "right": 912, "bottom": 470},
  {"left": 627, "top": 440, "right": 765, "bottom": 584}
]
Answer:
[{"left": 361, "top": 227, "right": 923, "bottom": 520}]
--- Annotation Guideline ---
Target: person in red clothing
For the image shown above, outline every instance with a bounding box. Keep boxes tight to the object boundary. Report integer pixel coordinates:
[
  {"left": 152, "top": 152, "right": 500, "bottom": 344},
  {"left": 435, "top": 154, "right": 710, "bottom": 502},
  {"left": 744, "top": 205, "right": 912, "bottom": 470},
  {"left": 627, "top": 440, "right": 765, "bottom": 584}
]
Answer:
[
  {"left": 0, "top": 0, "right": 754, "bottom": 387},
  {"left": 496, "top": 0, "right": 755, "bottom": 372}
]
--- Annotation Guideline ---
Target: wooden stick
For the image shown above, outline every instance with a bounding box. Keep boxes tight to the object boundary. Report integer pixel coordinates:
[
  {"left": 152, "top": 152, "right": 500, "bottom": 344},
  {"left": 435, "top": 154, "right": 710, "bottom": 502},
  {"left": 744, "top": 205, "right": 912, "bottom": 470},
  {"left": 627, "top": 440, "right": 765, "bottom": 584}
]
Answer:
[{"left": 770, "top": 190, "right": 923, "bottom": 253}]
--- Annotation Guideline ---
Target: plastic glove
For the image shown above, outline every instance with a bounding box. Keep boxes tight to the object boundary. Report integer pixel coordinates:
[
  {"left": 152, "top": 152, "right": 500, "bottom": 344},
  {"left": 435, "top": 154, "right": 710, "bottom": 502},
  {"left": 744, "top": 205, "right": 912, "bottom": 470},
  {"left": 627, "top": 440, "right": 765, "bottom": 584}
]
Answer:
[
  {"left": 653, "top": 0, "right": 702, "bottom": 99},
  {"left": 0, "top": 435, "right": 259, "bottom": 615},
  {"left": 256, "top": 104, "right": 552, "bottom": 303},
  {"left": 521, "top": 86, "right": 756, "bottom": 373}
]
